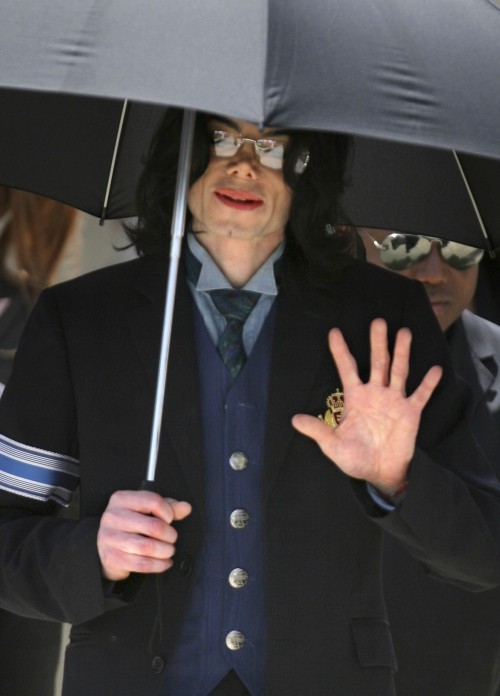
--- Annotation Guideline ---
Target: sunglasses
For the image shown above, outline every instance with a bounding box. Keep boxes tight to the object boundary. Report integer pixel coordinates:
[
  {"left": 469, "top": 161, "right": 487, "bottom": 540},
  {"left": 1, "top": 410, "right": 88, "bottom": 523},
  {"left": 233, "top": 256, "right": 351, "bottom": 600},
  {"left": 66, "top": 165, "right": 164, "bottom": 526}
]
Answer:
[
  {"left": 209, "top": 128, "right": 310, "bottom": 174},
  {"left": 366, "top": 232, "right": 484, "bottom": 271}
]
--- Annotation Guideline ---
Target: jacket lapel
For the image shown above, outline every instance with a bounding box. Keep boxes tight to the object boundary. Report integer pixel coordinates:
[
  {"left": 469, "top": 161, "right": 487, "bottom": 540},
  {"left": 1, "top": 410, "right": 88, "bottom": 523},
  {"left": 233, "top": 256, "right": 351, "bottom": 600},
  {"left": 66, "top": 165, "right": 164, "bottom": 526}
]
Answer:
[
  {"left": 448, "top": 312, "right": 496, "bottom": 413},
  {"left": 125, "top": 256, "right": 205, "bottom": 509},
  {"left": 263, "top": 276, "right": 341, "bottom": 496}
]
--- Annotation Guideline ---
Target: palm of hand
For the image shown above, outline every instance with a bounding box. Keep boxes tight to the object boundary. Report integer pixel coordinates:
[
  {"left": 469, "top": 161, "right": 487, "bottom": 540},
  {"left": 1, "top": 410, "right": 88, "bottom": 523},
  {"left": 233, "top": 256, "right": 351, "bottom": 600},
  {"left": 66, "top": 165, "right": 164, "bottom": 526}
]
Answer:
[
  {"left": 292, "top": 319, "right": 442, "bottom": 495},
  {"left": 321, "top": 381, "right": 423, "bottom": 487}
]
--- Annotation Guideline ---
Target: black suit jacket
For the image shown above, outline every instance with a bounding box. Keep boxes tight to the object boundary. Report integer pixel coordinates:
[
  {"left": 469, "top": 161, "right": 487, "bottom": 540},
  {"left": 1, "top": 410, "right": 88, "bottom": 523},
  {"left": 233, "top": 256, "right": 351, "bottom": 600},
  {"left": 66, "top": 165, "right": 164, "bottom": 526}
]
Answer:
[
  {"left": 0, "top": 277, "right": 62, "bottom": 696},
  {"left": 0, "top": 278, "right": 30, "bottom": 385},
  {"left": 384, "top": 309, "right": 500, "bottom": 696},
  {"left": 0, "top": 256, "right": 500, "bottom": 696}
]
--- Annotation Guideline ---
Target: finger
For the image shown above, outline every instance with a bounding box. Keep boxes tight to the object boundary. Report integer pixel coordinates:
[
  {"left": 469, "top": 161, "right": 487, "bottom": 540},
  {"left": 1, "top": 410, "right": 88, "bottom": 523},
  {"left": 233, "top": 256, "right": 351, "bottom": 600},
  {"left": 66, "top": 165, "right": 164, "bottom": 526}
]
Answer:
[
  {"left": 113, "top": 532, "right": 177, "bottom": 562},
  {"left": 100, "top": 505, "right": 178, "bottom": 543},
  {"left": 97, "top": 519, "right": 178, "bottom": 580},
  {"left": 107, "top": 491, "right": 191, "bottom": 526},
  {"left": 369, "top": 318, "right": 390, "bottom": 386},
  {"left": 292, "top": 413, "right": 334, "bottom": 445},
  {"left": 164, "top": 498, "right": 192, "bottom": 522},
  {"left": 99, "top": 535, "right": 177, "bottom": 579},
  {"left": 328, "top": 328, "right": 362, "bottom": 390},
  {"left": 408, "top": 365, "right": 443, "bottom": 411},
  {"left": 108, "top": 490, "right": 172, "bottom": 519},
  {"left": 124, "top": 555, "right": 175, "bottom": 576},
  {"left": 388, "top": 327, "right": 412, "bottom": 393}
]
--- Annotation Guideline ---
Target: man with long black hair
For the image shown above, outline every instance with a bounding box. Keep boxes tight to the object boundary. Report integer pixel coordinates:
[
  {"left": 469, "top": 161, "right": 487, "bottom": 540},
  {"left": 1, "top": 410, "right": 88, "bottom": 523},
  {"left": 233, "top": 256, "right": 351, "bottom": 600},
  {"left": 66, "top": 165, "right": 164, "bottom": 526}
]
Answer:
[{"left": 0, "top": 110, "right": 499, "bottom": 696}]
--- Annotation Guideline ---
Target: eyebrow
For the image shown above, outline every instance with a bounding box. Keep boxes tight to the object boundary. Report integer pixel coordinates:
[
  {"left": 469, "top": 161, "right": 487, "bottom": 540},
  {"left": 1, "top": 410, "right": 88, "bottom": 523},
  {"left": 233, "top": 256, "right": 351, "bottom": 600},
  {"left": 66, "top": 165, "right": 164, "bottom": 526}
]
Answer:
[{"left": 209, "top": 116, "right": 290, "bottom": 138}]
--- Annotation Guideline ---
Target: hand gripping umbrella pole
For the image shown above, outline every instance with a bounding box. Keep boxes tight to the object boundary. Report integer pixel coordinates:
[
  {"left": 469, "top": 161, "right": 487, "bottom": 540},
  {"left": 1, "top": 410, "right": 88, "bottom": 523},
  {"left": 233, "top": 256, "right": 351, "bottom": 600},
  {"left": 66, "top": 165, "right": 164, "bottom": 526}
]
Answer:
[{"left": 142, "top": 109, "right": 196, "bottom": 489}]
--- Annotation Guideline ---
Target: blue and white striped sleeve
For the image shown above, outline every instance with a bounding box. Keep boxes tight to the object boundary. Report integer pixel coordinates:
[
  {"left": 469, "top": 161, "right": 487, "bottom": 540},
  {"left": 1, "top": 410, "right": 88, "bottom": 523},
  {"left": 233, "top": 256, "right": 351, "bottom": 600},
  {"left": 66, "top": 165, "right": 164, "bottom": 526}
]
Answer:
[{"left": 0, "top": 432, "right": 79, "bottom": 507}]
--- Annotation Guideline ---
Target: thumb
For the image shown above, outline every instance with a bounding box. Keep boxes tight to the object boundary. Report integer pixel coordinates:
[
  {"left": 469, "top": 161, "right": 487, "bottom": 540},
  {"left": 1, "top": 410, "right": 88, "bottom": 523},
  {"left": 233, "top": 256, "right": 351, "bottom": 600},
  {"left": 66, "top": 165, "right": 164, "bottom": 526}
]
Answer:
[
  {"left": 292, "top": 413, "right": 332, "bottom": 443},
  {"left": 165, "top": 498, "right": 192, "bottom": 521}
]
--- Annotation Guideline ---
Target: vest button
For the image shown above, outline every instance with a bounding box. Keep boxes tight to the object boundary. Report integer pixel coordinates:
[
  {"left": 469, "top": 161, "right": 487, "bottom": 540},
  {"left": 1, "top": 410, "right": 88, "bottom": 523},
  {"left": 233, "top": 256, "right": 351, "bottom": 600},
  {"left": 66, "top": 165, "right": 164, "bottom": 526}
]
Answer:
[
  {"left": 230, "top": 509, "right": 250, "bottom": 529},
  {"left": 226, "top": 630, "right": 246, "bottom": 650},
  {"left": 228, "top": 568, "right": 249, "bottom": 588},
  {"left": 151, "top": 656, "right": 165, "bottom": 673},
  {"left": 229, "top": 451, "right": 248, "bottom": 471}
]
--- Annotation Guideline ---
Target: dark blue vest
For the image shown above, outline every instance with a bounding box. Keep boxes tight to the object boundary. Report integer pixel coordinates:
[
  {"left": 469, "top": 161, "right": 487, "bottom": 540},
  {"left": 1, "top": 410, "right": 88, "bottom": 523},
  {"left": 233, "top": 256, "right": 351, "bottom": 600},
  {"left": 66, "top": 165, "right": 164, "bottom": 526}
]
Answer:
[{"left": 162, "top": 299, "right": 276, "bottom": 695}]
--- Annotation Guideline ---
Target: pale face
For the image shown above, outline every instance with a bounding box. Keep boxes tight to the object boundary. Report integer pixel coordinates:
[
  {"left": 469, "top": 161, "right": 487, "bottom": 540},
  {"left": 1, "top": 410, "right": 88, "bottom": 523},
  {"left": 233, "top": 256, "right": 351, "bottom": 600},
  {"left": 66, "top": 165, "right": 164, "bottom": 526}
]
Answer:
[
  {"left": 360, "top": 228, "right": 479, "bottom": 332},
  {"left": 187, "top": 117, "right": 293, "bottom": 252}
]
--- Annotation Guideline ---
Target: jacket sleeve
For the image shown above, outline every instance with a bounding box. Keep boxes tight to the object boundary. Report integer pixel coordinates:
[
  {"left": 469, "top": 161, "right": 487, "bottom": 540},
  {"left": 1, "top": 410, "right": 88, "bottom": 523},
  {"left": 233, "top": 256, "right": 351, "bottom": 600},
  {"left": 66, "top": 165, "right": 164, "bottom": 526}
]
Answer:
[
  {"left": 353, "top": 279, "right": 500, "bottom": 591},
  {"left": 0, "top": 289, "right": 121, "bottom": 624}
]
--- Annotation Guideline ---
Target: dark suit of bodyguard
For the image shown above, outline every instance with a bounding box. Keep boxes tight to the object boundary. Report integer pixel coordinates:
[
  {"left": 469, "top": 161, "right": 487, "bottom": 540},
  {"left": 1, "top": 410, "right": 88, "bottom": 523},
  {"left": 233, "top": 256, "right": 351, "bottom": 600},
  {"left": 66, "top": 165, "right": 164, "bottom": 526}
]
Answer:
[
  {"left": 0, "top": 110, "right": 500, "bottom": 696},
  {"left": 384, "top": 309, "right": 500, "bottom": 696}
]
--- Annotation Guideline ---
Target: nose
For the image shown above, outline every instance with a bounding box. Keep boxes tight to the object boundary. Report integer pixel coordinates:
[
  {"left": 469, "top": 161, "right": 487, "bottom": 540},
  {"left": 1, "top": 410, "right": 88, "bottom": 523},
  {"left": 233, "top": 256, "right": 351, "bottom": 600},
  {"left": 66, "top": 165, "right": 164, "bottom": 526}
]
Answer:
[
  {"left": 411, "top": 243, "right": 447, "bottom": 284},
  {"left": 226, "top": 141, "right": 260, "bottom": 177}
]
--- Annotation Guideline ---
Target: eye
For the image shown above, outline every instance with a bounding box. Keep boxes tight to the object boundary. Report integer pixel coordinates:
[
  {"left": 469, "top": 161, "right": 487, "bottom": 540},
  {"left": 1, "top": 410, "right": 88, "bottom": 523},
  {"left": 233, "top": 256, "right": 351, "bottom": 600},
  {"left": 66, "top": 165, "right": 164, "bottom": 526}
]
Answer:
[
  {"left": 211, "top": 130, "right": 228, "bottom": 144},
  {"left": 210, "top": 130, "right": 240, "bottom": 157},
  {"left": 255, "top": 138, "right": 279, "bottom": 153}
]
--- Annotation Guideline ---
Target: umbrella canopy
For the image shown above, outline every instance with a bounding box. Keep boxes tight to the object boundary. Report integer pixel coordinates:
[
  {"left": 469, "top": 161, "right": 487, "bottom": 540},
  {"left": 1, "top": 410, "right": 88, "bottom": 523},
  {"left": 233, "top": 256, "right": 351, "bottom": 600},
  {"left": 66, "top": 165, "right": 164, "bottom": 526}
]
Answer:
[
  {"left": 1, "top": 90, "right": 499, "bottom": 250},
  {"left": 342, "top": 138, "right": 500, "bottom": 251},
  {"left": 1, "top": 0, "right": 500, "bottom": 158},
  {"left": 0, "top": 91, "right": 165, "bottom": 220}
]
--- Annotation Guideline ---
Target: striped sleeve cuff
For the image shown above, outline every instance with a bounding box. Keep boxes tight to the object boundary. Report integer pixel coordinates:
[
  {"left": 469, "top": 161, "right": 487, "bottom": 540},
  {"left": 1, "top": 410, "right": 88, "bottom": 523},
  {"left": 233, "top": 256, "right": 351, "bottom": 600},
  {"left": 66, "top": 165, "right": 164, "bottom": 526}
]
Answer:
[{"left": 0, "top": 433, "right": 79, "bottom": 506}]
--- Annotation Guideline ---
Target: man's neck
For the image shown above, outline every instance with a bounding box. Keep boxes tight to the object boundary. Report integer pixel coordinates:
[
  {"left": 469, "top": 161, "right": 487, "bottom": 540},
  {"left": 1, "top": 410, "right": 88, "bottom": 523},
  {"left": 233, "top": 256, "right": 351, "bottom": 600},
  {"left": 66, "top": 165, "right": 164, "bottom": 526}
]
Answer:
[{"left": 193, "top": 232, "right": 284, "bottom": 288}]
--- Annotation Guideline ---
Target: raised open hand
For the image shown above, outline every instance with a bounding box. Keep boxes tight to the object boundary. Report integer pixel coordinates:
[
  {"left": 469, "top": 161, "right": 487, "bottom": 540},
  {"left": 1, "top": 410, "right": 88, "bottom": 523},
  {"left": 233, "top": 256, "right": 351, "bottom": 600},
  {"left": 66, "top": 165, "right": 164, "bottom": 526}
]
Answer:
[{"left": 292, "top": 318, "right": 442, "bottom": 496}]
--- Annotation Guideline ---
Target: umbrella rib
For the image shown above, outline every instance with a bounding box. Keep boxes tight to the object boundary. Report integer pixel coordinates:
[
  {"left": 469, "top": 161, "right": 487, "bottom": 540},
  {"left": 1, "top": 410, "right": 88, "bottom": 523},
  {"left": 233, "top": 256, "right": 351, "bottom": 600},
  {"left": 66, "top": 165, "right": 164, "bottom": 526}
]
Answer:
[
  {"left": 100, "top": 99, "right": 129, "bottom": 224},
  {"left": 452, "top": 150, "right": 494, "bottom": 255}
]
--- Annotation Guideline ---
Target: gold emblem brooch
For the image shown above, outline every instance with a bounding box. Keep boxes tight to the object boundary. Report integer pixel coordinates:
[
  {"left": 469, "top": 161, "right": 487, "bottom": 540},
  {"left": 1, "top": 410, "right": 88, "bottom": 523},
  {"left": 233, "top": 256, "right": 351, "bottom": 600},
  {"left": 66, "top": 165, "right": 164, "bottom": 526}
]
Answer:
[{"left": 319, "top": 389, "right": 344, "bottom": 428}]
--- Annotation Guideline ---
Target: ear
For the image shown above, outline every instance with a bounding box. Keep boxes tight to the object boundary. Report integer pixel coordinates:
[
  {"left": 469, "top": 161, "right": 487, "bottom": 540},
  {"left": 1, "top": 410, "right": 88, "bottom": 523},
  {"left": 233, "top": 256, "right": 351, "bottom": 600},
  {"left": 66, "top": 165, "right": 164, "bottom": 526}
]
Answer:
[{"left": 294, "top": 150, "right": 310, "bottom": 175}]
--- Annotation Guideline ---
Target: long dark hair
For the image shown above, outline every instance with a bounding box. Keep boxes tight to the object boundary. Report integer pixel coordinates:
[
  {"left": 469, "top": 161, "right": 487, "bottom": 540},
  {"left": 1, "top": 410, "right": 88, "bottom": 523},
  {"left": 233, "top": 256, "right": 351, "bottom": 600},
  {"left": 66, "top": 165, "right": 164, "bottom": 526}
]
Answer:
[{"left": 128, "top": 108, "right": 358, "bottom": 281}]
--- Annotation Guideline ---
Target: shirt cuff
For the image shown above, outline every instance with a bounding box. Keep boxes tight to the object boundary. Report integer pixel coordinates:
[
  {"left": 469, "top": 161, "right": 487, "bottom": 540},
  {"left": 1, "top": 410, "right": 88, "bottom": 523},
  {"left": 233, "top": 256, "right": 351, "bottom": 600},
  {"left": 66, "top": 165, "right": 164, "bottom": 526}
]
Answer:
[{"left": 366, "top": 483, "right": 397, "bottom": 512}]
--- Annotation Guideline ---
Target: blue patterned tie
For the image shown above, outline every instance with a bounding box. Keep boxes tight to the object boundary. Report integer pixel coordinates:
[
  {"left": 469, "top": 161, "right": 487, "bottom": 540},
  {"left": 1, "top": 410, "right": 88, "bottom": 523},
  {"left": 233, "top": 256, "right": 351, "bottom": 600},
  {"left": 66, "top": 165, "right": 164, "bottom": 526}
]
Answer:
[{"left": 209, "top": 289, "right": 260, "bottom": 378}]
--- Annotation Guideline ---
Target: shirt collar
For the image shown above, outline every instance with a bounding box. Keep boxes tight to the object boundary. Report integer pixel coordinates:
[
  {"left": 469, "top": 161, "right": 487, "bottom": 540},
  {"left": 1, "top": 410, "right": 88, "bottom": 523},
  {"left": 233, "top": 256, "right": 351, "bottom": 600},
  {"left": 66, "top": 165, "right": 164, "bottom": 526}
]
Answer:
[{"left": 186, "top": 232, "right": 283, "bottom": 296}]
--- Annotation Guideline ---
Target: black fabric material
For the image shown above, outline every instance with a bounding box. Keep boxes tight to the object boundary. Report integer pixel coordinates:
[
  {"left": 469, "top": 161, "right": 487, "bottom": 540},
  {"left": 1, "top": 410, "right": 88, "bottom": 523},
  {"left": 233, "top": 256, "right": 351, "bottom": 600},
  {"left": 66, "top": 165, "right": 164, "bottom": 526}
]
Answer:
[
  {"left": 0, "top": 277, "right": 63, "bottom": 695},
  {"left": 0, "top": 280, "right": 31, "bottom": 385},
  {"left": 208, "top": 670, "right": 251, "bottom": 696},
  {"left": 0, "top": 257, "right": 500, "bottom": 695},
  {"left": 383, "top": 311, "right": 500, "bottom": 696}
]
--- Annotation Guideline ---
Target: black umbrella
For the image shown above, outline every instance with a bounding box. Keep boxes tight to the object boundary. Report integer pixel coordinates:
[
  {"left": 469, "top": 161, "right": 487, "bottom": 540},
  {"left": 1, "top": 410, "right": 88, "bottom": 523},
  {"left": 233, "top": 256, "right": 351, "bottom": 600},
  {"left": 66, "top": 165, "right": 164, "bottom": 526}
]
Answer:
[
  {"left": 2, "top": 1, "right": 500, "bottom": 481},
  {"left": 1, "top": 0, "right": 500, "bottom": 158}
]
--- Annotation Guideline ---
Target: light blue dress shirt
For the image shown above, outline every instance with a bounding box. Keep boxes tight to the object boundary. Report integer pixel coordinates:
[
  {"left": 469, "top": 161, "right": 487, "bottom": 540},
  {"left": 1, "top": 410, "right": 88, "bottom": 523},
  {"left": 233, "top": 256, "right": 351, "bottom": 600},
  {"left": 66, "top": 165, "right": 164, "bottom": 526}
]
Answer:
[{"left": 186, "top": 232, "right": 283, "bottom": 356}]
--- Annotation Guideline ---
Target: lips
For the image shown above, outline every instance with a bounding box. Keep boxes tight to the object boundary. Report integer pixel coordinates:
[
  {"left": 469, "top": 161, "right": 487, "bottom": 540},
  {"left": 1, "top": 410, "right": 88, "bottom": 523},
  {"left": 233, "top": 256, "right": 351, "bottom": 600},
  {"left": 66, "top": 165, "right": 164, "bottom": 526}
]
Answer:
[
  {"left": 427, "top": 294, "right": 450, "bottom": 306},
  {"left": 214, "top": 188, "right": 263, "bottom": 211},
  {"left": 428, "top": 296, "right": 450, "bottom": 315}
]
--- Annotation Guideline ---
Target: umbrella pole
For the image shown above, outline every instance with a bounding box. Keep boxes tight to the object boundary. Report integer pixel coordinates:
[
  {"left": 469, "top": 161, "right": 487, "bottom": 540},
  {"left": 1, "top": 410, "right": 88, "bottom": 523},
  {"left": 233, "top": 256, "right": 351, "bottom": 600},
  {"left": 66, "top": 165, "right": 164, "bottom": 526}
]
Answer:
[{"left": 144, "top": 109, "right": 196, "bottom": 486}]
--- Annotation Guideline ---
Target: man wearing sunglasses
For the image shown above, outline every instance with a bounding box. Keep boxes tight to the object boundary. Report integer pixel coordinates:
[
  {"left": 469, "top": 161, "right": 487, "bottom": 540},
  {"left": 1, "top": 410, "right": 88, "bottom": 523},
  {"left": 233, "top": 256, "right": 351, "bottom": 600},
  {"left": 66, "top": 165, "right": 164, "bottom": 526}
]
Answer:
[
  {"left": 0, "top": 112, "right": 500, "bottom": 696},
  {"left": 360, "top": 227, "right": 500, "bottom": 696}
]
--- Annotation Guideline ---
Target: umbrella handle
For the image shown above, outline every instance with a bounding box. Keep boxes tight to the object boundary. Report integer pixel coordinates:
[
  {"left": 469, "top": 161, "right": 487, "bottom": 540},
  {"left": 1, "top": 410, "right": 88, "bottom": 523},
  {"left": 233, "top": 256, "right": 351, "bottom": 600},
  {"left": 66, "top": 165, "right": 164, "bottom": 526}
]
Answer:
[
  {"left": 145, "top": 109, "right": 196, "bottom": 485},
  {"left": 139, "top": 480, "right": 158, "bottom": 493}
]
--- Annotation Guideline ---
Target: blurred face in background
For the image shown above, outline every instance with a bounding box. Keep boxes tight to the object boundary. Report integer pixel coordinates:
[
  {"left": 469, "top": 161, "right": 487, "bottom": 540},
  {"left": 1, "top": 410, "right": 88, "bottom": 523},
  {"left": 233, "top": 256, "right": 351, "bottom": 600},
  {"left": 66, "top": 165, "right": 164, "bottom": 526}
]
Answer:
[{"left": 359, "top": 228, "right": 483, "bottom": 332}]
